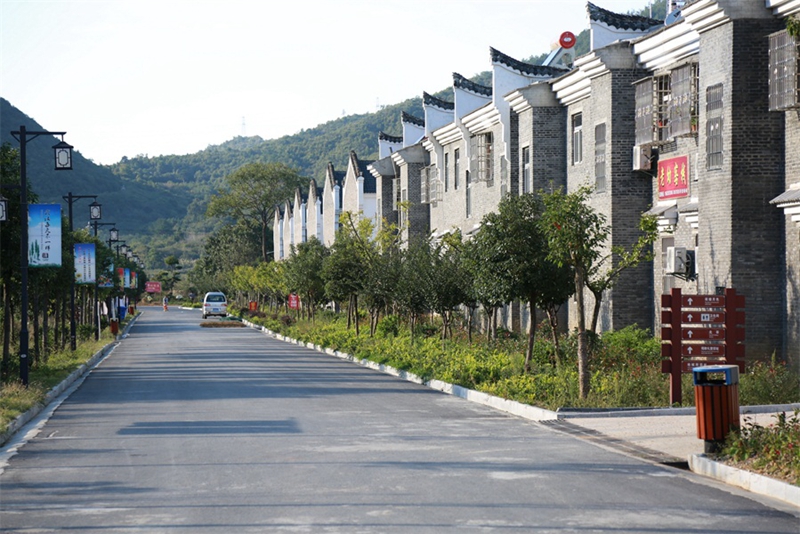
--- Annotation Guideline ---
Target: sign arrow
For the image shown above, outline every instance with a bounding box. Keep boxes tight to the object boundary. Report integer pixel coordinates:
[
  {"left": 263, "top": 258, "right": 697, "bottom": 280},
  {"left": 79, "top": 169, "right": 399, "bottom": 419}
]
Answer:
[
  {"left": 686, "top": 346, "right": 693, "bottom": 354},
  {"left": 687, "top": 313, "right": 694, "bottom": 322},
  {"left": 687, "top": 297, "right": 693, "bottom": 306},
  {"left": 687, "top": 330, "right": 694, "bottom": 338}
]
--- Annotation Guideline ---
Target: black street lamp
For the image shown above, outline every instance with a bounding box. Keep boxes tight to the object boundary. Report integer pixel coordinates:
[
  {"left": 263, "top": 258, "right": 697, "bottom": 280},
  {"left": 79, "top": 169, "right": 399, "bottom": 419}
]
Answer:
[
  {"left": 10, "top": 125, "right": 73, "bottom": 386},
  {"left": 63, "top": 193, "right": 100, "bottom": 351}
]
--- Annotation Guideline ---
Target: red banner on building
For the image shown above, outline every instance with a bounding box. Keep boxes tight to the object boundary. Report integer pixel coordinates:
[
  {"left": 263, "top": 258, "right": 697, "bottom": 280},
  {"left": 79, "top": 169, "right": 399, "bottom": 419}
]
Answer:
[{"left": 657, "top": 155, "right": 689, "bottom": 200}]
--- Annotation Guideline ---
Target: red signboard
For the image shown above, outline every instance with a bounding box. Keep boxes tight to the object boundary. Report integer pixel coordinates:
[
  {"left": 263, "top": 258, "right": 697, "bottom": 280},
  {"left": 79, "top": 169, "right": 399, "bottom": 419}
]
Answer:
[
  {"left": 145, "top": 281, "right": 162, "bottom": 293},
  {"left": 682, "top": 294, "right": 725, "bottom": 308},
  {"left": 681, "top": 311, "right": 725, "bottom": 324},
  {"left": 682, "top": 359, "right": 728, "bottom": 373},
  {"left": 559, "top": 31, "right": 576, "bottom": 49},
  {"left": 681, "top": 343, "right": 725, "bottom": 357},
  {"left": 682, "top": 327, "right": 725, "bottom": 340},
  {"left": 657, "top": 155, "right": 690, "bottom": 200},
  {"left": 288, "top": 293, "right": 300, "bottom": 310}
]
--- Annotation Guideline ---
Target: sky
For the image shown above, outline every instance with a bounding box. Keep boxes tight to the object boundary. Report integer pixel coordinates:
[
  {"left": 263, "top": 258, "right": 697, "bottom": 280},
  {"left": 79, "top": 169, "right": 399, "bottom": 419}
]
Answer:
[{"left": 1, "top": 0, "right": 655, "bottom": 165}]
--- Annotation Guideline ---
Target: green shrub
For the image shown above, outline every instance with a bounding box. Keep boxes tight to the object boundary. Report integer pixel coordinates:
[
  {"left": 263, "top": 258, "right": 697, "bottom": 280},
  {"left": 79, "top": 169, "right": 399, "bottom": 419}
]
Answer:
[
  {"left": 376, "top": 315, "right": 401, "bottom": 338},
  {"left": 739, "top": 356, "right": 800, "bottom": 405}
]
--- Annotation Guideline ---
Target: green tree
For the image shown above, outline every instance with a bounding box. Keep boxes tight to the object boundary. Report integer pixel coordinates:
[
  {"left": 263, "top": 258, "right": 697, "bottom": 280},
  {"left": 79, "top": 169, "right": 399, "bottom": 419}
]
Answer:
[
  {"left": 284, "top": 237, "right": 329, "bottom": 321},
  {"left": 540, "top": 186, "right": 607, "bottom": 398},
  {"left": 473, "top": 193, "right": 573, "bottom": 372},
  {"left": 207, "top": 162, "right": 305, "bottom": 262}
]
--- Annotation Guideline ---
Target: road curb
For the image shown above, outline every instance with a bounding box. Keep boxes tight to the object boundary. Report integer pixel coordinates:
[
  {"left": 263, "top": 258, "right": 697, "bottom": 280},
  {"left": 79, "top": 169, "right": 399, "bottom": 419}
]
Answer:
[{"left": 689, "top": 454, "right": 800, "bottom": 508}]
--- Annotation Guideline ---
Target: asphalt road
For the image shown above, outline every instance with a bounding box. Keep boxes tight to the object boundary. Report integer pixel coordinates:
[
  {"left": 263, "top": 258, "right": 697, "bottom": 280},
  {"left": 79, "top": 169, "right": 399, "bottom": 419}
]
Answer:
[{"left": 1, "top": 308, "right": 797, "bottom": 533}]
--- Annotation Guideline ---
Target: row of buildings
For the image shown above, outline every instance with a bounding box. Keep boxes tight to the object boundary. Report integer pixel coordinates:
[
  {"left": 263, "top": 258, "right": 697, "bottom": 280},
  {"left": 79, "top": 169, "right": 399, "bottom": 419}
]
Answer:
[{"left": 273, "top": 0, "right": 800, "bottom": 364}]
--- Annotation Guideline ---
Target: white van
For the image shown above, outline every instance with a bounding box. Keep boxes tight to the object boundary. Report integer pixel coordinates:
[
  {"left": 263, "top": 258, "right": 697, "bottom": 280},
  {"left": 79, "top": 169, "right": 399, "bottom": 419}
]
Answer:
[{"left": 202, "top": 292, "right": 228, "bottom": 319}]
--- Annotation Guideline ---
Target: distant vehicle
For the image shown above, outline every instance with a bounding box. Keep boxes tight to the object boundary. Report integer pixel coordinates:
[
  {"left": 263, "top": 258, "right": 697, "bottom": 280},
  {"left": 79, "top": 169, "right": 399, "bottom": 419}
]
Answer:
[{"left": 202, "top": 292, "right": 227, "bottom": 319}]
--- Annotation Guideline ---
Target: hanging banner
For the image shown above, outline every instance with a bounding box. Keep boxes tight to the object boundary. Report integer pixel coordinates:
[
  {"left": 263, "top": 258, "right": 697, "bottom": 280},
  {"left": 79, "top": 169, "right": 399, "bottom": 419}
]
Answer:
[
  {"left": 124, "top": 268, "right": 131, "bottom": 289},
  {"left": 657, "top": 155, "right": 690, "bottom": 200},
  {"left": 117, "top": 267, "right": 125, "bottom": 289},
  {"left": 130, "top": 271, "right": 137, "bottom": 289},
  {"left": 28, "top": 204, "right": 62, "bottom": 267},
  {"left": 74, "top": 243, "right": 96, "bottom": 285},
  {"left": 98, "top": 262, "right": 114, "bottom": 288}
]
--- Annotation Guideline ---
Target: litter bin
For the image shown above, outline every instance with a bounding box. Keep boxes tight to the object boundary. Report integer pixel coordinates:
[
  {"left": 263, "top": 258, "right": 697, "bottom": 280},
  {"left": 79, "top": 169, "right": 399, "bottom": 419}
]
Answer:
[
  {"left": 109, "top": 319, "right": 119, "bottom": 335},
  {"left": 693, "top": 364, "right": 740, "bottom": 453}
]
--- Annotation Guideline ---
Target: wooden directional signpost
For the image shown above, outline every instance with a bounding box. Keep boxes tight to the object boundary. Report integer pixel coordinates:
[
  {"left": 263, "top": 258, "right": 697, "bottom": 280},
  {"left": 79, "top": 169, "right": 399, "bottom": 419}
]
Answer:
[{"left": 661, "top": 288, "right": 745, "bottom": 404}]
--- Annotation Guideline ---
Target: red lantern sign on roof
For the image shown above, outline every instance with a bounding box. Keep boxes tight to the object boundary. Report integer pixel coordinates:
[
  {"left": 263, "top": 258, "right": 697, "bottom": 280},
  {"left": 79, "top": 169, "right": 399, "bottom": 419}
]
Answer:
[{"left": 559, "top": 31, "right": 576, "bottom": 49}]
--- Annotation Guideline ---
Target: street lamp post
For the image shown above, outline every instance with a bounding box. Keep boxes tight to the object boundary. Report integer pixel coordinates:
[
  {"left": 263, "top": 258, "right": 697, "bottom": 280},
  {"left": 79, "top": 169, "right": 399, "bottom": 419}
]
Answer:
[
  {"left": 90, "top": 223, "right": 117, "bottom": 340},
  {"left": 63, "top": 193, "right": 100, "bottom": 351},
  {"left": 10, "top": 125, "right": 73, "bottom": 386}
]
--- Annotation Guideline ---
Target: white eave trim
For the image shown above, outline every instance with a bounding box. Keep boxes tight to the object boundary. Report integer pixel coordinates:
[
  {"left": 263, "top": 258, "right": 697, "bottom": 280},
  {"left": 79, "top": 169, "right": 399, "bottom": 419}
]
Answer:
[
  {"left": 462, "top": 105, "right": 500, "bottom": 135},
  {"left": 682, "top": 0, "right": 730, "bottom": 33},
  {"left": 432, "top": 122, "right": 462, "bottom": 146},
  {"left": 766, "top": 0, "right": 800, "bottom": 17},
  {"left": 505, "top": 90, "right": 530, "bottom": 113},
  {"left": 633, "top": 20, "right": 700, "bottom": 71}
]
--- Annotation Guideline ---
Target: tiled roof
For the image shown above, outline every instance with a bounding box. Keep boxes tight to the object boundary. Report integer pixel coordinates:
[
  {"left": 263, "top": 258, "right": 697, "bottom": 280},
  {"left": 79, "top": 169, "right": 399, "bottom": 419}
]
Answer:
[
  {"left": 423, "top": 91, "right": 455, "bottom": 110},
  {"left": 453, "top": 73, "right": 492, "bottom": 97},
  {"left": 587, "top": 2, "right": 662, "bottom": 31},
  {"left": 771, "top": 187, "right": 800, "bottom": 205},
  {"left": 379, "top": 131, "right": 403, "bottom": 143},
  {"left": 490, "top": 47, "right": 568, "bottom": 76},
  {"left": 401, "top": 111, "right": 425, "bottom": 127}
]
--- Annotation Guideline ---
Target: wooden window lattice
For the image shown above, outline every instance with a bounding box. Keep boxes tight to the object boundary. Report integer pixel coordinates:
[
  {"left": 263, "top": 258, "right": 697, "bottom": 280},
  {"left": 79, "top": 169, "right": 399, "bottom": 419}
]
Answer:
[
  {"left": 595, "top": 123, "right": 606, "bottom": 192},
  {"left": 706, "top": 83, "right": 724, "bottom": 170},
  {"left": 769, "top": 30, "right": 799, "bottom": 111},
  {"left": 669, "top": 63, "right": 699, "bottom": 137}
]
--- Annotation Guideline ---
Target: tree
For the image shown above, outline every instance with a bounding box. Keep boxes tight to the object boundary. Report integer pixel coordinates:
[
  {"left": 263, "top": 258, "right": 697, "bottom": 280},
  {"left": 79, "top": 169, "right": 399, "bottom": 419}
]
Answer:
[
  {"left": 207, "top": 162, "right": 305, "bottom": 262},
  {"left": 284, "top": 237, "right": 328, "bottom": 321},
  {"left": 586, "top": 214, "right": 658, "bottom": 333},
  {"left": 472, "top": 193, "right": 573, "bottom": 372},
  {"left": 540, "top": 186, "right": 609, "bottom": 398}
]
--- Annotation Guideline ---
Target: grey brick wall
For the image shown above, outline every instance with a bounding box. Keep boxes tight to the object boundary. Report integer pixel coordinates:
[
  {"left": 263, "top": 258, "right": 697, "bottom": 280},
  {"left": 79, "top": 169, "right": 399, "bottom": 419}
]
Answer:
[
  {"left": 696, "top": 17, "right": 786, "bottom": 359},
  {"left": 781, "top": 108, "right": 800, "bottom": 363}
]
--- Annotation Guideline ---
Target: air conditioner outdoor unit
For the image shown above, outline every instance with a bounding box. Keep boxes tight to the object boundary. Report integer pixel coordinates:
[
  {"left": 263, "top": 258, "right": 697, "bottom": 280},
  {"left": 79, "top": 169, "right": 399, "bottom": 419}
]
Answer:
[
  {"left": 666, "top": 246, "right": 687, "bottom": 275},
  {"left": 633, "top": 144, "right": 652, "bottom": 171}
]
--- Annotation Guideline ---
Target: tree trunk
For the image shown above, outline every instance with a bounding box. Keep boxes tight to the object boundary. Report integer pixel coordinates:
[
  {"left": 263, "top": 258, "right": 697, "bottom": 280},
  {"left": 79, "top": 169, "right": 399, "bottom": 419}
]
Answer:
[
  {"left": 575, "top": 269, "right": 590, "bottom": 398},
  {"left": 590, "top": 288, "right": 603, "bottom": 334},
  {"left": 42, "top": 291, "right": 50, "bottom": 363},
  {"left": 32, "top": 291, "right": 41, "bottom": 367},
  {"left": 546, "top": 306, "right": 561, "bottom": 367},
  {"left": 524, "top": 298, "right": 537, "bottom": 373},
  {"left": 353, "top": 294, "right": 359, "bottom": 337}
]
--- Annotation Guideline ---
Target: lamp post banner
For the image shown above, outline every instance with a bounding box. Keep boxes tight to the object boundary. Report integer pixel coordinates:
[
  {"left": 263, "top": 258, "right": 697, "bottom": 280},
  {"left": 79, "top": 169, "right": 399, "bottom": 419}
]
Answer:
[
  {"left": 117, "top": 267, "right": 125, "bottom": 289},
  {"left": 28, "top": 203, "right": 62, "bottom": 267},
  {"left": 98, "top": 263, "right": 114, "bottom": 288},
  {"left": 74, "top": 243, "right": 96, "bottom": 284}
]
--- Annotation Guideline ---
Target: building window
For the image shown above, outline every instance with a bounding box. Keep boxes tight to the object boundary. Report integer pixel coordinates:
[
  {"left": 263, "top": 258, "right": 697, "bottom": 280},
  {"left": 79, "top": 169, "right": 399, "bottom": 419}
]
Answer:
[
  {"left": 466, "top": 170, "right": 472, "bottom": 218},
  {"left": 572, "top": 113, "right": 583, "bottom": 165},
  {"left": 706, "top": 84, "right": 724, "bottom": 170},
  {"left": 635, "top": 74, "right": 672, "bottom": 145},
  {"left": 471, "top": 133, "right": 494, "bottom": 185},
  {"left": 521, "top": 146, "right": 531, "bottom": 194},
  {"left": 444, "top": 152, "right": 449, "bottom": 192},
  {"left": 669, "top": 63, "right": 699, "bottom": 137},
  {"left": 768, "top": 29, "right": 799, "bottom": 111},
  {"left": 594, "top": 123, "right": 606, "bottom": 192},
  {"left": 454, "top": 148, "right": 460, "bottom": 190}
]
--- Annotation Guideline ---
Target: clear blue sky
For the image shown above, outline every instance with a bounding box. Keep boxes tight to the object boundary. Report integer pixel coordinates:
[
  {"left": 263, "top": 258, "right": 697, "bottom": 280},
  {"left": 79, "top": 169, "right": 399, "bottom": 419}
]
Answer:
[{"left": 1, "top": 0, "right": 654, "bottom": 165}]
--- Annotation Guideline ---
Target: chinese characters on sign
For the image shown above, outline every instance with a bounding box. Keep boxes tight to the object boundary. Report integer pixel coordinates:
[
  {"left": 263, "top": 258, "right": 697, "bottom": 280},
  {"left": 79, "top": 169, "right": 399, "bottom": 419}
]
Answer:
[
  {"left": 657, "top": 155, "right": 689, "bottom": 200},
  {"left": 74, "top": 243, "right": 96, "bottom": 284},
  {"left": 28, "top": 204, "right": 62, "bottom": 267}
]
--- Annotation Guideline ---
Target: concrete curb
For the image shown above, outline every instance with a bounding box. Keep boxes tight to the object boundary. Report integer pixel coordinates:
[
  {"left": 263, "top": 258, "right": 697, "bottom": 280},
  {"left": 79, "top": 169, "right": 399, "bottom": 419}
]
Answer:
[
  {"left": 690, "top": 454, "right": 800, "bottom": 508},
  {"left": 243, "top": 319, "right": 799, "bottom": 507},
  {"left": 0, "top": 313, "right": 140, "bottom": 448}
]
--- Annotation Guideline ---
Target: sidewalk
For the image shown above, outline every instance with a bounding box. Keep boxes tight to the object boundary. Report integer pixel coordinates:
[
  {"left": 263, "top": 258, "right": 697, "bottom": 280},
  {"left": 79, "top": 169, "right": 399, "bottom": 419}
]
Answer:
[{"left": 553, "top": 405, "right": 800, "bottom": 508}]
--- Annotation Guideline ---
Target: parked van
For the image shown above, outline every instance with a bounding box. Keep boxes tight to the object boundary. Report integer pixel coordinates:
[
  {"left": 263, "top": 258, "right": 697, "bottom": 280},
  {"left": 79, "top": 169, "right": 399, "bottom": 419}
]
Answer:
[{"left": 202, "top": 292, "right": 227, "bottom": 319}]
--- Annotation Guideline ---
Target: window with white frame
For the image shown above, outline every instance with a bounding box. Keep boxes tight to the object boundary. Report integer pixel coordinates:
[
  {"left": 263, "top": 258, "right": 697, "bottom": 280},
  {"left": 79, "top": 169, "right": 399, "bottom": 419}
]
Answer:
[
  {"left": 594, "top": 123, "right": 606, "bottom": 192},
  {"left": 471, "top": 132, "right": 494, "bottom": 184},
  {"left": 572, "top": 113, "right": 583, "bottom": 165},
  {"left": 669, "top": 63, "right": 699, "bottom": 137},
  {"left": 454, "top": 148, "right": 460, "bottom": 190},
  {"left": 522, "top": 146, "right": 531, "bottom": 194},
  {"left": 635, "top": 74, "right": 673, "bottom": 145},
  {"left": 444, "top": 152, "right": 450, "bottom": 192},
  {"left": 768, "top": 29, "right": 799, "bottom": 111},
  {"left": 706, "top": 83, "right": 724, "bottom": 170},
  {"left": 465, "top": 170, "right": 472, "bottom": 218}
]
